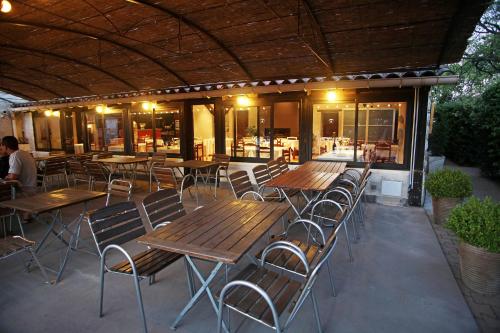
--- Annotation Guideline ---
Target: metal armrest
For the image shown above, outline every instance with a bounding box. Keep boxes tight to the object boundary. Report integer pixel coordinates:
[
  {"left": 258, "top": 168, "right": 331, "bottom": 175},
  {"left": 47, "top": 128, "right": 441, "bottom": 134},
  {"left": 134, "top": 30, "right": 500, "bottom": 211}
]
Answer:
[
  {"left": 153, "top": 221, "right": 172, "bottom": 230},
  {"left": 260, "top": 241, "right": 310, "bottom": 274},
  {"left": 344, "top": 168, "right": 362, "bottom": 179},
  {"left": 310, "top": 199, "right": 345, "bottom": 225},
  {"left": 100, "top": 244, "right": 138, "bottom": 276},
  {"left": 338, "top": 178, "right": 358, "bottom": 194},
  {"left": 323, "top": 188, "right": 353, "bottom": 207},
  {"left": 240, "top": 191, "right": 265, "bottom": 201},
  {"left": 286, "top": 219, "right": 326, "bottom": 246},
  {"left": 218, "top": 280, "right": 282, "bottom": 333}
]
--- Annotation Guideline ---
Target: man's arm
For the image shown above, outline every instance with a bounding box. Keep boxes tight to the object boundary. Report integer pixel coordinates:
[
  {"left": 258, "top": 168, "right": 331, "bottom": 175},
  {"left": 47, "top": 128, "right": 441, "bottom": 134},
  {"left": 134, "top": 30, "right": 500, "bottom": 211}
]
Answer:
[
  {"left": 5, "top": 173, "right": 19, "bottom": 180},
  {"left": 6, "top": 153, "right": 21, "bottom": 181}
]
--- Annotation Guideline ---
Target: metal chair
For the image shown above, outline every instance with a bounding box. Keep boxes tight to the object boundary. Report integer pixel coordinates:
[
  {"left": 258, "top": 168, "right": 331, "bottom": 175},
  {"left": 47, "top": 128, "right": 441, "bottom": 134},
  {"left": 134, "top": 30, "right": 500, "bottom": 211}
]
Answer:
[
  {"left": 67, "top": 160, "right": 91, "bottom": 188},
  {"left": 148, "top": 153, "right": 167, "bottom": 190},
  {"left": 276, "top": 156, "right": 289, "bottom": 174},
  {"left": 87, "top": 201, "right": 183, "bottom": 333},
  {"left": 0, "top": 236, "right": 50, "bottom": 284},
  {"left": 228, "top": 170, "right": 263, "bottom": 201},
  {"left": 211, "top": 154, "right": 230, "bottom": 198},
  {"left": 252, "top": 164, "right": 281, "bottom": 200},
  {"left": 40, "top": 156, "right": 69, "bottom": 191},
  {"left": 105, "top": 179, "right": 132, "bottom": 206},
  {"left": 151, "top": 162, "right": 198, "bottom": 206},
  {"left": 97, "top": 151, "right": 113, "bottom": 159},
  {"left": 266, "top": 159, "right": 282, "bottom": 179},
  {"left": 0, "top": 183, "right": 23, "bottom": 237},
  {"left": 142, "top": 188, "right": 186, "bottom": 229},
  {"left": 134, "top": 152, "right": 150, "bottom": 178},
  {"left": 85, "top": 161, "right": 111, "bottom": 191},
  {"left": 217, "top": 219, "right": 342, "bottom": 333}
]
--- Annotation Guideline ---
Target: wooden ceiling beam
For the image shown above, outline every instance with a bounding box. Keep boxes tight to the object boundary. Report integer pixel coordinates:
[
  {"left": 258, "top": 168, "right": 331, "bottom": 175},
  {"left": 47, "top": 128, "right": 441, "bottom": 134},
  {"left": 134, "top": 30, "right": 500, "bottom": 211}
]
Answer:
[
  {"left": 125, "top": 0, "right": 255, "bottom": 81},
  {"left": 0, "top": 85, "right": 35, "bottom": 100},
  {"left": 0, "top": 19, "right": 189, "bottom": 86},
  {"left": 0, "top": 44, "right": 139, "bottom": 91},
  {"left": 0, "top": 74, "right": 63, "bottom": 97}
]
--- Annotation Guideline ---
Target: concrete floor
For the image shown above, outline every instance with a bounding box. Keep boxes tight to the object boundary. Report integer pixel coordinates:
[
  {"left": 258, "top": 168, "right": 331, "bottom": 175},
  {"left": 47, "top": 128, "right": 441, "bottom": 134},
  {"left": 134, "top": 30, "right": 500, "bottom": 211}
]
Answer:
[{"left": 0, "top": 183, "right": 478, "bottom": 333}]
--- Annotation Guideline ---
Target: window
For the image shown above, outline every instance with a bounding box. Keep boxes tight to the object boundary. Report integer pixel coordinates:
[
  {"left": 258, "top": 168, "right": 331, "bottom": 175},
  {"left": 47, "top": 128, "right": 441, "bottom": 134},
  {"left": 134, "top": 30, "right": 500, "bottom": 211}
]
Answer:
[
  {"left": 312, "top": 102, "right": 356, "bottom": 161},
  {"left": 34, "top": 110, "right": 62, "bottom": 150},
  {"left": 225, "top": 98, "right": 300, "bottom": 161},
  {"left": 193, "top": 104, "right": 214, "bottom": 160},
  {"left": 131, "top": 103, "right": 154, "bottom": 153},
  {"left": 357, "top": 102, "right": 406, "bottom": 164},
  {"left": 86, "top": 106, "right": 125, "bottom": 152},
  {"left": 155, "top": 102, "right": 181, "bottom": 155}
]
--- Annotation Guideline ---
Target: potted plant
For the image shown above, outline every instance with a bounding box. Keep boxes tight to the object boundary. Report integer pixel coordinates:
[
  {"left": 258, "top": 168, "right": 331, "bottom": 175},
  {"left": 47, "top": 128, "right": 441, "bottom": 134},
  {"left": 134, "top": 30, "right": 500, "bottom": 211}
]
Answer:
[
  {"left": 425, "top": 168, "right": 472, "bottom": 224},
  {"left": 446, "top": 197, "right": 500, "bottom": 294}
]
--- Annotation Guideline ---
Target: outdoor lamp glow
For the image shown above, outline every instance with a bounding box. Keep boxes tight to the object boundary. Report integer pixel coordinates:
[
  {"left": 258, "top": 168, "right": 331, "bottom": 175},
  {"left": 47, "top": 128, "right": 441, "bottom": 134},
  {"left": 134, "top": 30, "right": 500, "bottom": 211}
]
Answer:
[
  {"left": 236, "top": 95, "right": 251, "bottom": 107},
  {"left": 96, "top": 105, "right": 104, "bottom": 113},
  {"left": 1, "top": 0, "right": 12, "bottom": 13},
  {"left": 44, "top": 110, "right": 52, "bottom": 117},
  {"left": 326, "top": 90, "right": 337, "bottom": 102},
  {"left": 52, "top": 111, "right": 60, "bottom": 117}
]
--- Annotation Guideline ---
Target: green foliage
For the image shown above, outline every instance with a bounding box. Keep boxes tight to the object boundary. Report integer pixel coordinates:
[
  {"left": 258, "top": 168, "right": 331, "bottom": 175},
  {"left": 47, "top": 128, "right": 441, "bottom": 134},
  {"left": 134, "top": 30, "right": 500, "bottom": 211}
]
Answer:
[
  {"left": 430, "top": 81, "right": 500, "bottom": 178},
  {"left": 446, "top": 197, "right": 500, "bottom": 253},
  {"left": 425, "top": 168, "right": 472, "bottom": 198}
]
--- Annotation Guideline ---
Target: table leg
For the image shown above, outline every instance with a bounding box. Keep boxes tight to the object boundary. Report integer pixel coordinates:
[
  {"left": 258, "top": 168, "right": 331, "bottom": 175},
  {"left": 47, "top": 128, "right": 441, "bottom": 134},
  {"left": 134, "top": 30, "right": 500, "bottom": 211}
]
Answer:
[{"left": 171, "top": 257, "right": 228, "bottom": 333}]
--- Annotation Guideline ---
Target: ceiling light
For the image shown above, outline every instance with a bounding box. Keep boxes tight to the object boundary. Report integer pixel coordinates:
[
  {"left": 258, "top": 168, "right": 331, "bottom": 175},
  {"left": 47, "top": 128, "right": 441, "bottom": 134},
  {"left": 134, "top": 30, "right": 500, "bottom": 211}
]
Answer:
[
  {"left": 326, "top": 90, "right": 337, "bottom": 102},
  {"left": 236, "top": 95, "right": 251, "bottom": 107},
  {"left": 52, "top": 111, "right": 60, "bottom": 117},
  {"left": 1, "top": 1, "right": 12, "bottom": 13},
  {"left": 96, "top": 105, "right": 104, "bottom": 113},
  {"left": 44, "top": 110, "right": 52, "bottom": 117}
]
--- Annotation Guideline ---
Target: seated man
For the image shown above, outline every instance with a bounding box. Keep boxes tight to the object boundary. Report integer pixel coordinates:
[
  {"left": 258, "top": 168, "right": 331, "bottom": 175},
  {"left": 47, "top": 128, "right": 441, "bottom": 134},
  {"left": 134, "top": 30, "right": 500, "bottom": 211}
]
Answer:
[{"left": 2, "top": 136, "right": 37, "bottom": 194}]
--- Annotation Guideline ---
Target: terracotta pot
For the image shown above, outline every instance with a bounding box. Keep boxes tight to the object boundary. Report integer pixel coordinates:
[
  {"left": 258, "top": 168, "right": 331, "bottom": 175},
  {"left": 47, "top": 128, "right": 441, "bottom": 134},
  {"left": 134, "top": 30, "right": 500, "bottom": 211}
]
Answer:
[
  {"left": 459, "top": 242, "right": 500, "bottom": 294},
  {"left": 432, "top": 197, "right": 461, "bottom": 224}
]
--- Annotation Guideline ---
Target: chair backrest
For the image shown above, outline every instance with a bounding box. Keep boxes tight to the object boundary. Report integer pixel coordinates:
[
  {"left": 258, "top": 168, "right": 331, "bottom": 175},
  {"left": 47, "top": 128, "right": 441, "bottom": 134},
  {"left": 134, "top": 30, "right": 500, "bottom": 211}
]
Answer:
[
  {"left": 276, "top": 156, "right": 289, "bottom": 173},
  {"left": 142, "top": 188, "right": 186, "bottom": 229},
  {"left": 97, "top": 152, "right": 113, "bottom": 159},
  {"left": 43, "top": 157, "right": 67, "bottom": 176},
  {"left": 228, "top": 170, "right": 254, "bottom": 199},
  {"left": 212, "top": 154, "right": 230, "bottom": 169},
  {"left": 151, "top": 163, "right": 178, "bottom": 190},
  {"left": 194, "top": 143, "right": 204, "bottom": 160},
  {"left": 151, "top": 152, "right": 167, "bottom": 164},
  {"left": 75, "top": 153, "right": 93, "bottom": 163},
  {"left": 252, "top": 164, "right": 271, "bottom": 188},
  {"left": 266, "top": 160, "right": 281, "bottom": 179},
  {"left": 84, "top": 161, "right": 109, "bottom": 181},
  {"left": 106, "top": 179, "right": 132, "bottom": 206},
  {"left": 87, "top": 201, "right": 145, "bottom": 255},
  {"left": 68, "top": 160, "right": 88, "bottom": 180}
]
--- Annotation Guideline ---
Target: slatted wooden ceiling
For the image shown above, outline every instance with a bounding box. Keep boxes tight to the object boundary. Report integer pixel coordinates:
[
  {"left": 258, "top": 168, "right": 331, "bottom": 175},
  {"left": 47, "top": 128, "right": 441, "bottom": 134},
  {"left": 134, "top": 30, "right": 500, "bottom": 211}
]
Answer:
[{"left": 0, "top": 0, "right": 489, "bottom": 100}]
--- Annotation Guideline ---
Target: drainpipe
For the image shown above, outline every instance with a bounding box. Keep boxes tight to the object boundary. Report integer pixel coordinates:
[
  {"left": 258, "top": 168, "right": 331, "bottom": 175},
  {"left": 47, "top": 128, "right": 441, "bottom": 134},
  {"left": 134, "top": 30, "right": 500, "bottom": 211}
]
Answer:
[{"left": 409, "top": 87, "right": 420, "bottom": 189}]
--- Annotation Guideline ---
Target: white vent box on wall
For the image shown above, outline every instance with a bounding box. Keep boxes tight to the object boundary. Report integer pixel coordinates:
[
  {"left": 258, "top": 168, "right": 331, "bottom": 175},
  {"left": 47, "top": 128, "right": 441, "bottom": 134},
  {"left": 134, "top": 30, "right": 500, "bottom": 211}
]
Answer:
[{"left": 381, "top": 180, "right": 403, "bottom": 197}]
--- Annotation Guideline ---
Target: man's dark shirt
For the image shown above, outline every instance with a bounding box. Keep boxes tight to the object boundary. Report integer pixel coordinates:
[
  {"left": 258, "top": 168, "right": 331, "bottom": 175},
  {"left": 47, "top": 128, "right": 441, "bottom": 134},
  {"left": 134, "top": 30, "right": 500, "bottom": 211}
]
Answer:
[{"left": 0, "top": 155, "right": 9, "bottom": 179}]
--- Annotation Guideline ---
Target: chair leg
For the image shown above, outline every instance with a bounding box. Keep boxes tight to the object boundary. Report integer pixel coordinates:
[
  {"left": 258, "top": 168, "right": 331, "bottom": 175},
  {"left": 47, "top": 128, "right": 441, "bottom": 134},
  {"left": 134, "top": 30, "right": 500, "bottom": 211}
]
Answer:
[
  {"left": 16, "top": 214, "right": 25, "bottom": 238},
  {"left": 133, "top": 275, "right": 148, "bottom": 333},
  {"left": 343, "top": 221, "right": 353, "bottom": 262},
  {"left": 99, "top": 259, "right": 106, "bottom": 317},
  {"left": 310, "top": 290, "right": 323, "bottom": 333},
  {"left": 326, "top": 260, "right": 336, "bottom": 297}
]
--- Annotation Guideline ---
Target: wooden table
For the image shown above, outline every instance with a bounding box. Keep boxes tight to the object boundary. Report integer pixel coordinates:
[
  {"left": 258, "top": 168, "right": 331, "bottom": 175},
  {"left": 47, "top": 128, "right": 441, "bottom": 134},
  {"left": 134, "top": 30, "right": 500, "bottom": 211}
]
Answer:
[
  {"left": 0, "top": 188, "right": 107, "bottom": 282},
  {"left": 99, "top": 157, "right": 149, "bottom": 183},
  {"left": 265, "top": 168, "right": 340, "bottom": 218},
  {"left": 138, "top": 199, "right": 289, "bottom": 330},
  {"left": 301, "top": 161, "right": 346, "bottom": 174}
]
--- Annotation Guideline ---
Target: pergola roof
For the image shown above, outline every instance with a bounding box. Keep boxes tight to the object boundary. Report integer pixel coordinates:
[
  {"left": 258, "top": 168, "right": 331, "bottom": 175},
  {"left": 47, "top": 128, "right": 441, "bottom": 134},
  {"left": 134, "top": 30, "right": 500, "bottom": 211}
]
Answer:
[{"left": 0, "top": 0, "right": 489, "bottom": 101}]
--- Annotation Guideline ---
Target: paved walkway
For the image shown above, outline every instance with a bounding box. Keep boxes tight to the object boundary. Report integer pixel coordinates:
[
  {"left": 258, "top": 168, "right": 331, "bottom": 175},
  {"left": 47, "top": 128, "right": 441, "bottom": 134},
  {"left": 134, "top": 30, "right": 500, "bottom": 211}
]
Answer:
[
  {"left": 1, "top": 184, "right": 477, "bottom": 332},
  {"left": 425, "top": 161, "right": 500, "bottom": 333}
]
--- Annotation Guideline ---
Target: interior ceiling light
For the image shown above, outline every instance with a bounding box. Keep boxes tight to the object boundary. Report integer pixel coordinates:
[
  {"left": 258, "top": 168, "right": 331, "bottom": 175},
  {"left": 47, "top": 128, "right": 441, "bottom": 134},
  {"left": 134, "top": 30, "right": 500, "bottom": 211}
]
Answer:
[
  {"left": 236, "top": 95, "right": 251, "bottom": 107},
  {"left": 326, "top": 90, "right": 337, "bottom": 102},
  {"left": 96, "top": 105, "right": 104, "bottom": 113},
  {"left": 44, "top": 110, "right": 52, "bottom": 117},
  {"left": 1, "top": 1, "right": 12, "bottom": 13},
  {"left": 52, "top": 110, "right": 60, "bottom": 117}
]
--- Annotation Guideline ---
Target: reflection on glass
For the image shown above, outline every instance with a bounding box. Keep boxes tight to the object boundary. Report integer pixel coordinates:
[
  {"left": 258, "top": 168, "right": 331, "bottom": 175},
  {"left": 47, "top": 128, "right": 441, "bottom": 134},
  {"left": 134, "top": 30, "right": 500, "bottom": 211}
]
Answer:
[
  {"left": 274, "top": 102, "right": 299, "bottom": 162},
  {"left": 357, "top": 102, "right": 406, "bottom": 164},
  {"left": 131, "top": 104, "right": 154, "bottom": 152},
  {"left": 155, "top": 103, "right": 181, "bottom": 155},
  {"left": 312, "top": 102, "right": 356, "bottom": 161},
  {"left": 34, "top": 111, "right": 62, "bottom": 150},
  {"left": 193, "top": 104, "right": 214, "bottom": 160},
  {"left": 86, "top": 107, "right": 124, "bottom": 152},
  {"left": 225, "top": 107, "right": 234, "bottom": 156}
]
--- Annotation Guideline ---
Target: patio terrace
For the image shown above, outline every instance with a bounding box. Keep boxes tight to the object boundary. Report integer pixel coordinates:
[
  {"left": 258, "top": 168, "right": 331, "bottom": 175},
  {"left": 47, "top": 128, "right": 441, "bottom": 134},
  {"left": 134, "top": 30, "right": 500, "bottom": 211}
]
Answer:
[{"left": 0, "top": 183, "right": 477, "bottom": 333}]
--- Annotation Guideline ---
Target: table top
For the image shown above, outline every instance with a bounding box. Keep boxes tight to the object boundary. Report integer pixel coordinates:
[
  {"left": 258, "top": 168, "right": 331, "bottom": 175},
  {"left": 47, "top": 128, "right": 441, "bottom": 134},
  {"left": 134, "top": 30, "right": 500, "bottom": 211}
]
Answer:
[
  {"left": 99, "top": 157, "right": 149, "bottom": 164},
  {"left": 301, "top": 161, "right": 346, "bottom": 174},
  {"left": 0, "top": 188, "right": 107, "bottom": 214},
  {"left": 164, "top": 160, "right": 219, "bottom": 169},
  {"left": 138, "top": 199, "right": 289, "bottom": 264},
  {"left": 265, "top": 169, "right": 340, "bottom": 191},
  {"left": 34, "top": 154, "right": 73, "bottom": 162}
]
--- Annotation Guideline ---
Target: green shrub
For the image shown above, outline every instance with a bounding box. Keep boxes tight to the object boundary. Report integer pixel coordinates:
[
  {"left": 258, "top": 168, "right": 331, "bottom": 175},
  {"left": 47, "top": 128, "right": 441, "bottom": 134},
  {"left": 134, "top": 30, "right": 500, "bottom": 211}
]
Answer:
[
  {"left": 425, "top": 168, "right": 472, "bottom": 198},
  {"left": 446, "top": 197, "right": 500, "bottom": 253}
]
